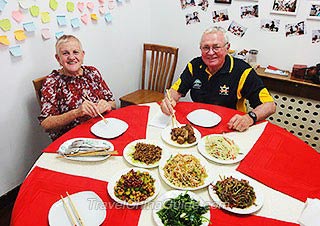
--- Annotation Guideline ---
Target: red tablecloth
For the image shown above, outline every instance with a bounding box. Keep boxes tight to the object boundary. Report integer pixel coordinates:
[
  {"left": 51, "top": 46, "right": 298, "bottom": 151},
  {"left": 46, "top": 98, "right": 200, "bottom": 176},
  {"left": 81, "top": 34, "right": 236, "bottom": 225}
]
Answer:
[
  {"left": 237, "top": 122, "right": 320, "bottom": 202},
  {"left": 42, "top": 105, "right": 150, "bottom": 155},
  {"left": 11, "top": 167, "right": 142, "bottom": 226}
]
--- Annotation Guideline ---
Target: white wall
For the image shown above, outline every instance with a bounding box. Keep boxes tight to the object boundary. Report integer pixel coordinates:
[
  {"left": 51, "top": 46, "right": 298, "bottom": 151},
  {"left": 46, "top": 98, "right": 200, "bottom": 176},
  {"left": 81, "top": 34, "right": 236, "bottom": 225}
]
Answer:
[{"left": 0, "top": 0, "right": 319, "bottom": 196}]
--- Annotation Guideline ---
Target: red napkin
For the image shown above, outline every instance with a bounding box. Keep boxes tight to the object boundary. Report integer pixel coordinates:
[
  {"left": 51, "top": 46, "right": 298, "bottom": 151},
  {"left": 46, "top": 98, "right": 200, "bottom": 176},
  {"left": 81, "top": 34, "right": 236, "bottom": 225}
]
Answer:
[
  {"left": 174, "top": 102, "right": 241, "bottom": 136},
  {"left": 237, "top": 123, "right": 320, "bottom": 202},
  {"left": 42, "top": 105, "right": 150, "bottom": 155},
  {"left": 210, "top": 208, "right": 298, "bottom": 226},
  {"left": 11, "top": 166, "right": 141, "bottom": 226}
]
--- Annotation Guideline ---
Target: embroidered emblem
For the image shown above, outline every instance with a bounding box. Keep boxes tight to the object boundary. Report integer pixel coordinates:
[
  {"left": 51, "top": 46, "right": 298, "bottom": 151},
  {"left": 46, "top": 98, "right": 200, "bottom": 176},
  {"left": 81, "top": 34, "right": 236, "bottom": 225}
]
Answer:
[
  {"left": 192, "top": 79, "right": 202, "bottom": 89},
  {"left": 219, "top": 84, "right": 229, "bottom": 95}
]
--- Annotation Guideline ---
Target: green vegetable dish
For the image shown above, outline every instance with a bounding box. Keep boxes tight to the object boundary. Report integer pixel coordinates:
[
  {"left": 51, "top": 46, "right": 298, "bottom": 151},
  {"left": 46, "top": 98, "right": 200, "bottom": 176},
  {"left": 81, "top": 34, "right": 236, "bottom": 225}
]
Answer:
[{"left": 156, "top": 192, "right": 210, "bottom": 226}]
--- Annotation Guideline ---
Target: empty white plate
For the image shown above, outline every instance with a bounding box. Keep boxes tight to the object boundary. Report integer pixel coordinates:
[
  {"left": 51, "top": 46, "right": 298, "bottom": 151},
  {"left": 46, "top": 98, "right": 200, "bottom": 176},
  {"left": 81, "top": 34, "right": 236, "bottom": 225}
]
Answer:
[
  {"left": 91, "top": 118, "right": 128, "bottom": 139},
  {"left": 187, "top": 109, "right": 221, "bottom": 127}
]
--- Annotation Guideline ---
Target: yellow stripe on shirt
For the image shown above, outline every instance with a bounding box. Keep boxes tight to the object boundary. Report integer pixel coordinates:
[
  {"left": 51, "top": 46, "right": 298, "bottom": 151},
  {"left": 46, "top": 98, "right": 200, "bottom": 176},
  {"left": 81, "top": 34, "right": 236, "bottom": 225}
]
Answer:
[
  {"left": 236, "top": 68, "right": 252, "bottom": 113},
  {"left": 171, "top": 78, "right": 182, "bottom": 91},
  {"left": 259, "top": 88, "right": 274, "bottom": 103}
]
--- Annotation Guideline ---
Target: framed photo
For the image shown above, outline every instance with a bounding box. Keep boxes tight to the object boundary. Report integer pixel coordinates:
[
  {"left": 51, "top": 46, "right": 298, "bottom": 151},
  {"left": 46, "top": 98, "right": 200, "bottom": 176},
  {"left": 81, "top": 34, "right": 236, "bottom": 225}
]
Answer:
[
  {"left": 271, "top": 0, "right": 299, "bottom": 15},
  {"left": 308, "top": 3, "right": 320, "bottom": 20},
  {"left": 215, "top": 0, "right": 232, "bottom": 4},
  {"left": 235, "top": 0, "right": 258, "bottom": 1}
]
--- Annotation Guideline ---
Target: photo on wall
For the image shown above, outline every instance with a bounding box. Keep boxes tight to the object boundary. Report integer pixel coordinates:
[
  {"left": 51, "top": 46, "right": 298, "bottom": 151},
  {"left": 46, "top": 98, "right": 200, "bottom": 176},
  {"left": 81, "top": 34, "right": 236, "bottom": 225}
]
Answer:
[
  {"left": 271, "top": 0, "right": 299, "bottom": 15},
  {"left": 228, "top": 21, "right": 247, "bottom": 37},
  {"left": 312, "top": 30, "right": 320, "bottom": 43},
  {"left": 215, "top": 0, "right": 232, "bottom": 4},
  {"left": 185, "top": 11, "right": 201, "bottom": 25},
  {"left": 285, "top": 21, "right": 305, "bottom": 37},
  {"left": 308, "top": 3, "right": 320, "bottom": 20},
  {"left": 260, "top": 19, "right": 280, "bottom": 32},
  {"left": 198, "top": 0, "right": 209, "bottom": 11},
  {"left": 240, "top": 5, "right": 259, "bottom": 18},
  {"left": 180, "top": 0, "right": 197, "bottom": 9},
  {"left": 212, "top": 9, "right": 229, "bottom": 22},
  {"left": 235, "top": 0, "right": 258, "bottom": 2}
]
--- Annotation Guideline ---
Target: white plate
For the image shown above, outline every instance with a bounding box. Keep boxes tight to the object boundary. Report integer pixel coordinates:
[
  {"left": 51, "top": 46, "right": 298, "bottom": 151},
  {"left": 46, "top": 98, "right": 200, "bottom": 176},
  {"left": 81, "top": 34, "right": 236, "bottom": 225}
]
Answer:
[
  {"left": 187, "top": 109, "right": 221, "bottom": 127},
  {"left": 48, "top": 191, "right": 106, "bottom": 226},
  {"left": 123, "top": 139, "right": 166, "bottom": 168},
  {"left": 161, "top": 124, "right": 201, "bottom": 148},
  {"left": 90, "top": 118, "right": 128, "bottom": 139},
  {"left": 208, "top": 172, "right": 264, "bottom": 214},
  {"left": 158, "top": 152, "right": 213, "bottom": 190},
  {"left": 153, "top": 190, "right": 210, "bottom": 226},
  {"left": 107, "top": 168, "right": 160, "bottom": 206},
  {"left": 198, "top": 134, "right": 244, "bottom": 164},
  {"left": 58, "top": 138, "right": 114, "bottom": 162}
]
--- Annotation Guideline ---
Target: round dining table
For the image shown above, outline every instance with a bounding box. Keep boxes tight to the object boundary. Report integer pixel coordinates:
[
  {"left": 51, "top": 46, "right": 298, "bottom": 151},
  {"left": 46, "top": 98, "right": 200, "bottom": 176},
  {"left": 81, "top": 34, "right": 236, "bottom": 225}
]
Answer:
[{"left": 11, "top": 102, "right": 320, "bottom": 226}]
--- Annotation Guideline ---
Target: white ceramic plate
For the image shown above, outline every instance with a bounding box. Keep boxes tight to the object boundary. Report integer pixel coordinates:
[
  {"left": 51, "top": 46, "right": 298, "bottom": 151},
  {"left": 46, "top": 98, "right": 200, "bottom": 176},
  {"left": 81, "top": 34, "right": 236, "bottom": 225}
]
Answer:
[
  {"left": 187, "top": 109, "right": 221, "bottom": 127},
  {"left": 58, "top": 138, "right": 114, "bottom": 162},
  {"left": 161, "top": 124, "right": 201, "bottom": 148},
  {"left": 153, "top": 190, "right": 210, "bottom": 226},
  {"left": 158, "top": 152, "right": 213, "bottom": 190},
  {"left": 107, "top": 168, "right": 160, "bottom": 206},
  {"left": 48, "top": 191, "right": 106, "bottom": 226},
  {"left": 123, "top": 139, "right": 166, "bottom": 168},
  {"left": 90, "top": 118, "right": 128, "bottom": 139},
  {"left": 198, "top": 134, "right": 244, "bottom": 164},
  {"left": 208, "top": 172, "right": 264, "bottom": 214}
]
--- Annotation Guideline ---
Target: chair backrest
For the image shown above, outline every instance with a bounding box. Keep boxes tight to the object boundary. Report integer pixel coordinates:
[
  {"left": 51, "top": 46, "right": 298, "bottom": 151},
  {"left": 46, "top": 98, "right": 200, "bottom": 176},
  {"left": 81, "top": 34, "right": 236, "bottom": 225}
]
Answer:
[
  {"left": 142, "top": 43, "right": 179, "bottom": 93},
  {"left": 32, "top": 76, "right": 47, "bottom": 106}
]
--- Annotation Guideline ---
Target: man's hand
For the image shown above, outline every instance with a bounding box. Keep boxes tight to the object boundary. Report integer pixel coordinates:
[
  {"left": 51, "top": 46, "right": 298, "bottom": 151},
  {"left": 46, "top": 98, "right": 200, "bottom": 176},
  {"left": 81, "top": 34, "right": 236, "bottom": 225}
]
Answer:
[{"left": 227, "top": 114, "right": 254, "bottom": 132}]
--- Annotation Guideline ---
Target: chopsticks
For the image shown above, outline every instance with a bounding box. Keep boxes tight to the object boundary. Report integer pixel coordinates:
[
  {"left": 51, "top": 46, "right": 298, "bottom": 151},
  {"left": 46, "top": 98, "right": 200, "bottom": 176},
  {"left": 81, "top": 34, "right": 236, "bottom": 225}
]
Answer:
[
  {"left": 60, "top": 192, "right": 85, "bottom": 226},
  {"left": 166, "top": 89, "right": 178, "bottom": 128},
  {"left": 57, "top": 150, "right": 119, "bottom": 158},
  {"left": 82, "top": 92, "right": 108, "bottom": 125}
]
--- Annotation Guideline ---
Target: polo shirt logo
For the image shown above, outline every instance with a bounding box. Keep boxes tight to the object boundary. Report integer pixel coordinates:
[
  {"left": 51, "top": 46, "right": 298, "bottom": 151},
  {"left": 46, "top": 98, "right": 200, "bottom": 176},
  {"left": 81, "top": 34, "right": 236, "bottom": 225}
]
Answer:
[
  {"left": 192, "top": 79, "right": 202, "bottom": 89},
  {"left": 219, "top": 84, "right": 229, "bottom": 95}
]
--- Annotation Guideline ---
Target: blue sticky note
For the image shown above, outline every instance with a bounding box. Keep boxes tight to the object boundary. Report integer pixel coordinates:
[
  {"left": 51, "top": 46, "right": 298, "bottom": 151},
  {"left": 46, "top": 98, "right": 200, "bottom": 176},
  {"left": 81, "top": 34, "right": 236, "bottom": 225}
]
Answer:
[
  {"left": 55, "top": 31, "right": 64, "bottom": 39},
  {"left": 0, "top": 0, "right": 8, "bottom": 12},
  {"left": 116, "top": 0, "right": 123, "bottom": 2},
  {"left": 23, "top": 22, "right": 36, "bottom": 32},
  {"left": 57, "top": 15, "right": 67, "bottom": 26},
  {"left": 71, "top": 18, "right": 80, "bottom": 28},
  {"left": 9, "top": 45, "right": 22, "bottom": 57},
  {"left": 104, "top": 13, "right": 112, "bottom": 23}
]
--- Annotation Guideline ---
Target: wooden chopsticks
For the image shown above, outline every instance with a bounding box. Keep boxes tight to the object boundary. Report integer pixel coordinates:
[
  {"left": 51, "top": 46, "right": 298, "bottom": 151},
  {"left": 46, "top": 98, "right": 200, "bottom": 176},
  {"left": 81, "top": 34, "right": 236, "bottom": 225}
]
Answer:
[
  {"left": 60, "top": 194, "right": 78, "bottom": 226},
  {"left": 60, "top": 192, "right": 85, "bottom": 226},
  {"left": 82, "top": 92, "right": 108, "bottom": 125},
  {"left": 57, "top": 150, "right": 119, "bottom": 158},
  {"left": 166, "top": 89, "right": 178, "bottom": 128}
]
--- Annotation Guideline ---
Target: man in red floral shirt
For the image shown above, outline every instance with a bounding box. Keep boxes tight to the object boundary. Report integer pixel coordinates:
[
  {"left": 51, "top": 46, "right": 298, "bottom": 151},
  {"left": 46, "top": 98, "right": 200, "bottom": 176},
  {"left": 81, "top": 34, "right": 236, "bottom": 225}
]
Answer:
[{"left": 38, "top": 35, "right": 115, "bottom": 140}]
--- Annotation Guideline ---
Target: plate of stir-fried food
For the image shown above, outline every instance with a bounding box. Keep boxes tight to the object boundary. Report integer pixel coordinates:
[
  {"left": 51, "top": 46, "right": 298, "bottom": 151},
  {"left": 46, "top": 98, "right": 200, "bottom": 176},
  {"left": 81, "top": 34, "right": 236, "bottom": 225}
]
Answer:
[
  {"left": 107, "top": 168, "right": 160, "bottom": 206},
  {"left": 123, "top": 139, "right": 165, "bottom": 168},
  {"left": 197, "top": 134, "right": 243, "bottom": 164},
  {"left": 208, "top": 172, "right": 264, "bottom": 214},
  {"left": 159, "top": 152, "right": 213, "bottom": 190},
  {"left": 153, "top": 190, "right": 211, "bottom": 226},
  {"left": 161, "top": 124, "right": 201, "bottom": 148}
]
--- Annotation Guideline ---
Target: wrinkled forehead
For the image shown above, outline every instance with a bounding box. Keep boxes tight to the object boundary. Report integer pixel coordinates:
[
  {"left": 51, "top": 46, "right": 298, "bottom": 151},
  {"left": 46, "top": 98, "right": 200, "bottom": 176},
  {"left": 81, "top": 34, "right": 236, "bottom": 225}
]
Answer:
[
  {"left": 200, "top": 32, "right": 226, "bottom": 46},
  {"left": 56, "top": 37, "right": 83, "bottom": 53}
]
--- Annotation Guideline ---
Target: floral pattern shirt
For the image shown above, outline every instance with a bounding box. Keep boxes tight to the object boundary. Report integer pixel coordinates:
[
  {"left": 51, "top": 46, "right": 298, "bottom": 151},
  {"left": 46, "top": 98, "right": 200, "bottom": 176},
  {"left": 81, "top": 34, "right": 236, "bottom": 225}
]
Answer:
[{"left": 38, "top": 66, "right": 114, "bottom": 140}]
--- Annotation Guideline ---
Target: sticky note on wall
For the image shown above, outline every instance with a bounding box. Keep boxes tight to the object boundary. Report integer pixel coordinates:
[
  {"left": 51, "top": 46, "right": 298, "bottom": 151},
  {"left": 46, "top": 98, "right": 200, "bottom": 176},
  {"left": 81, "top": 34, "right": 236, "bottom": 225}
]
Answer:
[
  {"left": 41, "top": 12, "right": 50, "bottom": 23},
  {"left": 71, "top": 18, "right": 80, "bottom": 28},
  {"left": 14, "top": 30, "right": 27, "bottom": 41},
  {"left": 30, "top": 5, "right": 40, "bottom": 17},
  {"left": 50, "top": 0, "right": 58, "bottom": 11},
  {"left": 0, "top": 18, "right": 11, "bottom": 31},
  {"left": 0, "top": 35, "right": 10, "bottom": 45},
  {"left": 0, "top": 0, "right": 8, "bottom": 12},
  {"left": 12, "top": 10, "right": 23, "bottom": 23},
  {"left": 55, "top": 31, "right": 64, "bottom": 39},
  {"left": 41, "top": 28, "right": 51, "bottom": 40},
  {"left": 23, "top": 22, "right": 36, "bottom": 32},
  {"left": 9, "top": 45, "right": 22, "bottom": 57},
  {"left": 57, "top": 15, "right": 67, "bottom": 26},
  {"left": 66, "top": 2, "right": 75, "bottom": 12}
]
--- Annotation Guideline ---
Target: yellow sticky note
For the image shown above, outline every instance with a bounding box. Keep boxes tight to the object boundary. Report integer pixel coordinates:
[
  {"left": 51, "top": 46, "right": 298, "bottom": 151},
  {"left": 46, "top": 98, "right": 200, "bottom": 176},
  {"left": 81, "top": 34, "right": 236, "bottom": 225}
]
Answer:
[
  {"left": 66, "top": 2, "right": 74, "bottom": 12},
  {"left": 41, "top": 12, "right": 50, "bottom": 23},
  {"left": 91, "top": 13, "right": 98, "bottom": 20},
  {"left": 0, "top": 18, "right": 11, "bottom": 31},
  {"left": 49, "top": 0, "right": 58, "bottom": 11},
  {"left": 14, "top": 30, "right": 26, "bottom": 41},
  {"left": 30, "top": 5, "right": 40, "bottom": 17},
  {"left": 0, "top": 36, "right": 10, "bottom": 45}
]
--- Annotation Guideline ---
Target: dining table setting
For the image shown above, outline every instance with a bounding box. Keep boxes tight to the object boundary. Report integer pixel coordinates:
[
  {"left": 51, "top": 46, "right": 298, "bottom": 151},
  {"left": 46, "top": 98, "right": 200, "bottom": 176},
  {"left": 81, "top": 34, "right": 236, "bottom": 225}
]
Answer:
[{"left": 11, "top": 102, "right": 320, "bottom": 226}]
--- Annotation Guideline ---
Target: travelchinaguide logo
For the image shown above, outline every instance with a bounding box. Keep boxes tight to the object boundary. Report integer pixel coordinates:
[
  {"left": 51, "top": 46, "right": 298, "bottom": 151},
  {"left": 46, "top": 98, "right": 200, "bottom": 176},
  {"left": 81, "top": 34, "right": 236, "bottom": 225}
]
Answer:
[{"left": 192, "top": 79, "right": 202, "bottom": 89}]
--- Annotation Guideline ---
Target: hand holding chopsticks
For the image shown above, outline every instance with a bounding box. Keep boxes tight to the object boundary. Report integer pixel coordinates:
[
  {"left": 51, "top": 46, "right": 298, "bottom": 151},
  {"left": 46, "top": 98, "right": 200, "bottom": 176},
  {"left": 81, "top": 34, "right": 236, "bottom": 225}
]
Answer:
[
  {"left": 60, "top": 192, "right": 85, "bottom": 226},
  {"left": 82, "top": 92, "right": 108, "bottom": 125},
  {"left": 165, "top": 89, "right": 179, "bottom": 128}
]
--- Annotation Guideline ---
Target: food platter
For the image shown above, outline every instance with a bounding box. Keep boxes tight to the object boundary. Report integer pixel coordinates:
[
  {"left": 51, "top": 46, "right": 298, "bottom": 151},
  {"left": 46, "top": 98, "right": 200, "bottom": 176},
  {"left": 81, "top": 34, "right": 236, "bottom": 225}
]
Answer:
[
  {"left": 198, "top": 134, "right": 244, "bottom": 164},
  {"left": 123, "top": 139, "right": 165, "bottom": 168},
  {"left": 208, "top": 172, "right": 264, "bottom": 214},
  {"left": 153, "top": 190, "right": 210, "bottom": 226},
  {"left": 90, "top": 118, "right": 128, "bottom": 139},
  {"left": 158, "top": 152, "right": 213, "bottom": 190},
  {"left": 57, "top": 138, "right": 114, "bottom": 162},
  {"left": 107, "top": 168, "right": 160, "bottom": 206},
  {"left": 187, "top": 109, "right": 221, "bottom": 127},
  {"left": 161, "top": 124, "right": 201, "bottom": 148}
]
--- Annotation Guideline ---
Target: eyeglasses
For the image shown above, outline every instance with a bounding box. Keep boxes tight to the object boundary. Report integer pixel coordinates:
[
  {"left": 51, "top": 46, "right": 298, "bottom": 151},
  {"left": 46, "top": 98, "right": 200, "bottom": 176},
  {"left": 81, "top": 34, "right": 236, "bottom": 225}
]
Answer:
[{"left": 200, "top": 43, "right": 228, "bottom": 53}]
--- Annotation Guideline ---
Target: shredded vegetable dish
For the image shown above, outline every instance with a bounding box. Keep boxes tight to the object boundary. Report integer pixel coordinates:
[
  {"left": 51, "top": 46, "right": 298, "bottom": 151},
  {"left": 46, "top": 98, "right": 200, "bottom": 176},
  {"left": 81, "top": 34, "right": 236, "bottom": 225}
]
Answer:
[
  {"left": 114, "top": 169, "right": 155, "bottom": 204},
  {"left": 204, "top": 136, "right": 240, "bottom": 160},
  {"left": 212, "top": 176, "right": 256, "bottom": 209},
  {"left": 157, "top": 192, "right": 210, "bottom": 226},
  {"left": 163, "top": 154, "right": 208, "bottom": 188}
]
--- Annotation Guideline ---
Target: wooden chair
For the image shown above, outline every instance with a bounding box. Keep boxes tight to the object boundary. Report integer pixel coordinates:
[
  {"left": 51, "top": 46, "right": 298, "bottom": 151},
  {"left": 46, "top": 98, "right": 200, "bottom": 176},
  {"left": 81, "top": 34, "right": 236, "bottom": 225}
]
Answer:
[
  {"left": 32, "top": 76, "right": 47, "bottom": 106},
  {"left": 119, "top": 43, "right": 179, "bottom": 107}
]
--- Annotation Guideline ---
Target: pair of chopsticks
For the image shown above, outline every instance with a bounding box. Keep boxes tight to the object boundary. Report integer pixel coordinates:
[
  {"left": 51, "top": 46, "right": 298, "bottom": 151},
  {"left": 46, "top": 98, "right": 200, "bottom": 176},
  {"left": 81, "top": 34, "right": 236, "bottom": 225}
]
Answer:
[
  {"left": 82, "top": 92, "right": 108, "bottom": 125},
  {"left": 166, "top": 89, "right": 178, "bottom": 128},
  {"left": 60, "top": 192, "right": 85, "bottom": 226},
  {"left": 57, "top": 149, "right": 118, "bottom": 158}
]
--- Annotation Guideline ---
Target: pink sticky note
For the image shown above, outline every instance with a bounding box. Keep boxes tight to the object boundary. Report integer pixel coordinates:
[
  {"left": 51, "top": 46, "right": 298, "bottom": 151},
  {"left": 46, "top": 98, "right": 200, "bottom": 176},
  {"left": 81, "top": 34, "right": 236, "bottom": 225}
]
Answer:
[
  {"left": 87, "top": 2, "right": 94, "bottom": 10},
  {"left": 99, "top": 5, "right": 106, "bottom": 14},
  {"left": 81, "top": 14, "right": 88, "bottom": 24},
  {"left": 12, "top": 9, "right": 23, "bottom": 23},
  {"left": 108, "top": 0, "right": 115, "bottom": 10},
  {"left": 98, "top": 0, "right": 105, "bottom": 4},
  {"left": 41, "top": 28, "right": 51, "bottom": 40},
  {"left": 77, "top": 2, "right": 84, "bottom": 12}
]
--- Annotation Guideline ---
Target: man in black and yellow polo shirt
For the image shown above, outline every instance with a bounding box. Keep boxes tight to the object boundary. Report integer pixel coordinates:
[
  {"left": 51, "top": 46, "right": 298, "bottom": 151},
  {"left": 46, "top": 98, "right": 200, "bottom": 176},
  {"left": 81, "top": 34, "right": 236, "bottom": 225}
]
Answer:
[{"left": 161, "top": 26, "right": 276, "bottom": 132}]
